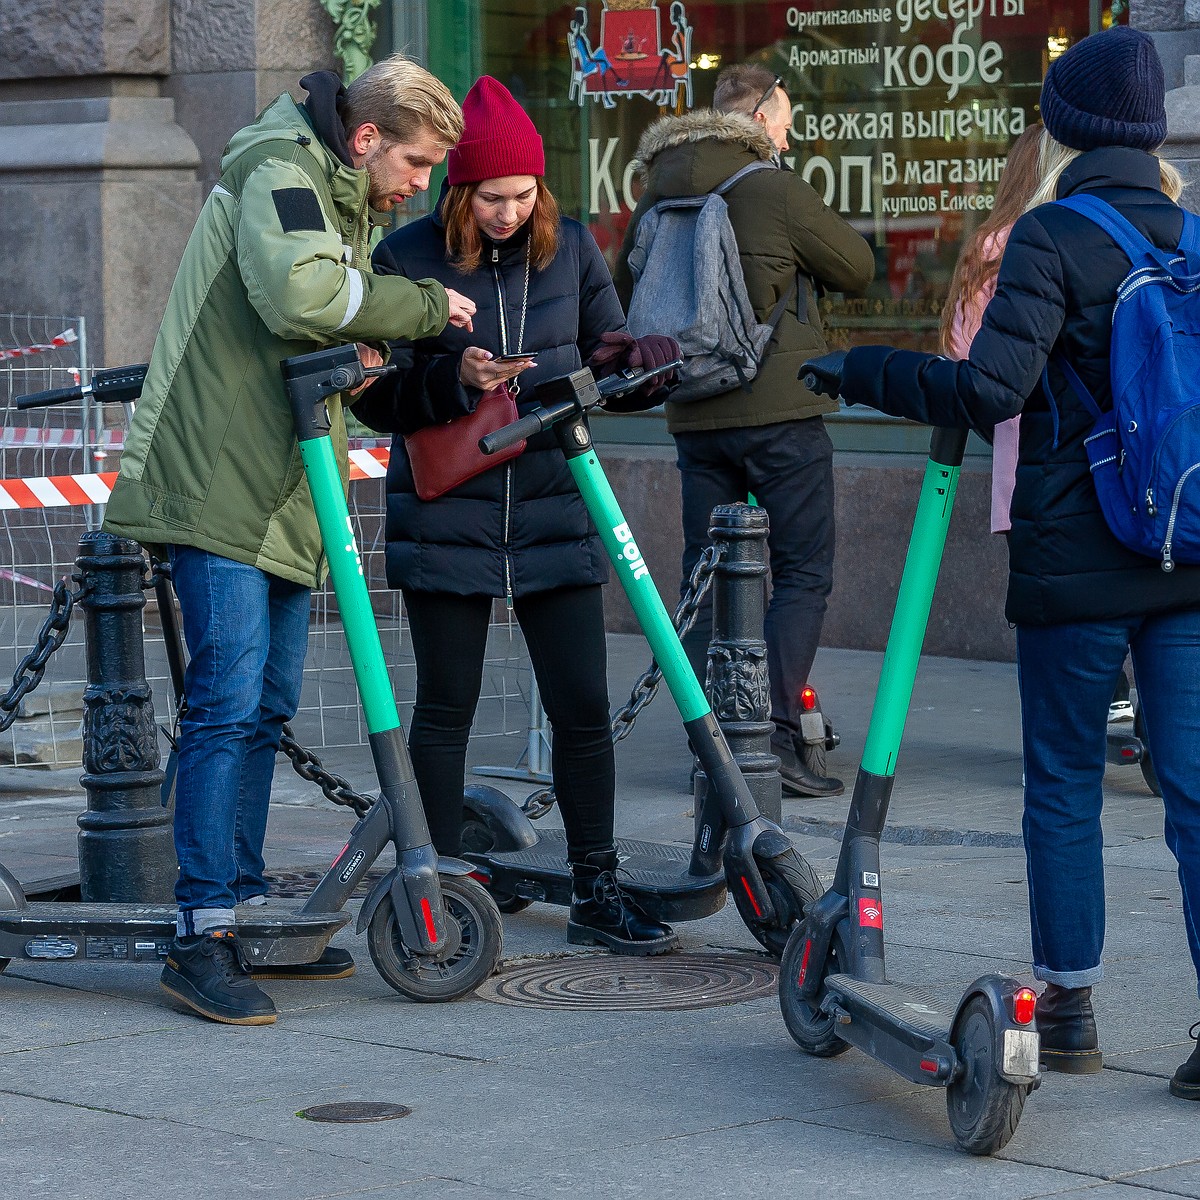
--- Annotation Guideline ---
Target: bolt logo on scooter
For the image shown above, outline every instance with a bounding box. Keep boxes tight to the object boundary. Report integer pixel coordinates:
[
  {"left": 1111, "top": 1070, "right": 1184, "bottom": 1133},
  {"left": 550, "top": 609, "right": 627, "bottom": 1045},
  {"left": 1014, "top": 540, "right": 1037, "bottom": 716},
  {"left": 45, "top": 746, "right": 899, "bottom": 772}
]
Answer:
[
  {"left": 777, "top": 420, "right": 1040, "bottom": 1155},
  {"left": 0, "top": 348, "right": 504, "bottom": 1002},
  {"left": 458, "top": 364, "right": 823, "bottom": 956}
]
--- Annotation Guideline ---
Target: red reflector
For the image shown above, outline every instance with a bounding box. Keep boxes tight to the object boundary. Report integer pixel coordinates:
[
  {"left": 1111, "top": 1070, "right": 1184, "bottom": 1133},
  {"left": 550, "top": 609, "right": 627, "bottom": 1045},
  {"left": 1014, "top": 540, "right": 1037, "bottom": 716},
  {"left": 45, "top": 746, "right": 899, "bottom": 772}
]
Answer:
[
  {"left": 1120, "top": 748, "right": 1137, "bottom": 760},
  {"left": 796, "top": 939, "right": 812, "bottom": 987},
  {"left": 1013, "top": 986, "right": 1037, "bottom": 1025},
  {"left": 331, "top": 841, "right": 350, "bottom": 867},
  {"left": 740, "top": 875, "right": 763, "bottom": 918},
  {"left": 468, "top": 869, "right": 490, "bottom": 885},
  {"left": 800, "top": 687, "right": 818, "bottom": 712},
  {"left": 919, "top": 1059, "right": 939, "bottom": 1074},
  {"left": 419, "top": 896, "right": 439, "bottom": 944}
]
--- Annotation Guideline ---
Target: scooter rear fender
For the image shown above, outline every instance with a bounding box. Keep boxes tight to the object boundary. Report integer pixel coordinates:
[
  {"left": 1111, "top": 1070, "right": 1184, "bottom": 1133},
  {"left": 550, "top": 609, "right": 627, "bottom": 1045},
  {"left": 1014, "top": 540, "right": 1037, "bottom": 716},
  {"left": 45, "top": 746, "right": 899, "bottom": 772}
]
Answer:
[{"left": 954, "top": 974, "right": 1041, "bottom": 1086}]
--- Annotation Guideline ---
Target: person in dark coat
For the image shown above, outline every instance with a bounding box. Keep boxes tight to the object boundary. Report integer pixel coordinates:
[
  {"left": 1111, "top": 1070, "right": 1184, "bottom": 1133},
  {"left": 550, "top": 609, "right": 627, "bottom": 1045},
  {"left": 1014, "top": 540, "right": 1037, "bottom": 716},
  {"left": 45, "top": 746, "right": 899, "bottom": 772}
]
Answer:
[
  {"left": 359, "top": 76, "right": 680, "bottom": 955},
  {"left": 802, "top": 27, "right": 1200, "bottom": 1099}
]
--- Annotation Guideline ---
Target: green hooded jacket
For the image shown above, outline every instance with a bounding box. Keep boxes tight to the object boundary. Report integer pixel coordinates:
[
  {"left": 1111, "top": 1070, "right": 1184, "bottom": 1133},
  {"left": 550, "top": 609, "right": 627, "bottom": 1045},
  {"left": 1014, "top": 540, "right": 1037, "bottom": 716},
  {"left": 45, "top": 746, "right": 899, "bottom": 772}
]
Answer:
[
  {"left": 614, "top": 110, "right": 875, "bottom": 435},
  {"left": 103, "top": 84, "right": 450, "bottom": 587}
]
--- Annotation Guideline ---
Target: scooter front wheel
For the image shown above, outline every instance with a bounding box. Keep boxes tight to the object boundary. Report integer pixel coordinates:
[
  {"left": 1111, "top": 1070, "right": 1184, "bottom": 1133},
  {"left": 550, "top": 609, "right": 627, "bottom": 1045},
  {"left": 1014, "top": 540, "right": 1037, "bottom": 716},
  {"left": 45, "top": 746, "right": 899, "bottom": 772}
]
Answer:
[
  {"left": 728, "top": 848, "right": 822, "bottom": 958},
  {"left": 367, "top": 874, "right": 503, "bottom": 1002},
  {"left": 778, "top": 919, "right": 851, "bottom": 1057},
  {"left": 946, "top": 996, "right": 1029, "bottom": 1155}
]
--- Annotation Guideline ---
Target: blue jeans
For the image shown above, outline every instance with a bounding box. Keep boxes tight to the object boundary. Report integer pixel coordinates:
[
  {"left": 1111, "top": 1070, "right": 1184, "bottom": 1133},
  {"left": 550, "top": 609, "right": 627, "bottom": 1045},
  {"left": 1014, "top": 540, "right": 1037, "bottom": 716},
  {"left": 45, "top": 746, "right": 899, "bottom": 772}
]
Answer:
[
  {"left": 1017, "top": 610, "right": 1200, "bottom": 996},
  {"left": 168, "top": 547, "right": 310, "bottom": 935}
]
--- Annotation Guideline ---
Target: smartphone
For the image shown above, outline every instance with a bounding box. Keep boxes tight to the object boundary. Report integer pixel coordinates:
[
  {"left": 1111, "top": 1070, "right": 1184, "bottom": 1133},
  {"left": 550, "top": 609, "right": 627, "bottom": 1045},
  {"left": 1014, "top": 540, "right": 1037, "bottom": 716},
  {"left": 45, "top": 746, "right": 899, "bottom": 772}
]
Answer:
[{"left": 493, "top": 352, "right": 536, "bottom": 363}]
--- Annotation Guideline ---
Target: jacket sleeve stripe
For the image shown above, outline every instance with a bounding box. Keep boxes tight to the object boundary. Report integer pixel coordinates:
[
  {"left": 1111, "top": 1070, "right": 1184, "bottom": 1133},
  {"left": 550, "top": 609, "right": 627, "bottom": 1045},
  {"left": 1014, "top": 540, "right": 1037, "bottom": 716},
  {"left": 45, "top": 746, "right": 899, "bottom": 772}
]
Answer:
[{"left": 336, "top": 268, "right": 365, "bottom": 330}]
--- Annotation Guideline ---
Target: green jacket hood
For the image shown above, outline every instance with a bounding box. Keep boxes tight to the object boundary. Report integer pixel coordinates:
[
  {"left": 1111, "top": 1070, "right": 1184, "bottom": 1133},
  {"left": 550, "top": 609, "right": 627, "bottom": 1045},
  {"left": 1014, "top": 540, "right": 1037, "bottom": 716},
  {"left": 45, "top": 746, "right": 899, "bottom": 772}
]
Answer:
[{"left": 634, "top": 109, "right": 775, "bottom": 196}]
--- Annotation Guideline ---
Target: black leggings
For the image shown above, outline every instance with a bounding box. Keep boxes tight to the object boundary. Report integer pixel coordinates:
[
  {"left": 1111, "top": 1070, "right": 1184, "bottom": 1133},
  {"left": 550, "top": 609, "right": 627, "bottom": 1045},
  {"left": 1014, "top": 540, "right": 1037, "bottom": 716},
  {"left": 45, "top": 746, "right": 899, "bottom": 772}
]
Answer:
[{"left": 403, "top": 585, "right": 615, "bottom": 859}]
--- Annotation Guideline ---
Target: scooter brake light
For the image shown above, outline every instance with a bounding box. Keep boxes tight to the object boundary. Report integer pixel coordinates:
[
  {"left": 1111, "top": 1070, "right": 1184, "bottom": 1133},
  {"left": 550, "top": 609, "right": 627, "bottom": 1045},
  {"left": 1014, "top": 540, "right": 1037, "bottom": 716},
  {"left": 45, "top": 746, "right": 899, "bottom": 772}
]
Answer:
[
  {"left": 1013, "top": 986, "right": 1037, "bottom": 1025},
  {"left": 419, "top": 896, "right": 439, "bottom": 944},
  {"left": 800, "top": 687, "right": 818, "bottom": 712}
]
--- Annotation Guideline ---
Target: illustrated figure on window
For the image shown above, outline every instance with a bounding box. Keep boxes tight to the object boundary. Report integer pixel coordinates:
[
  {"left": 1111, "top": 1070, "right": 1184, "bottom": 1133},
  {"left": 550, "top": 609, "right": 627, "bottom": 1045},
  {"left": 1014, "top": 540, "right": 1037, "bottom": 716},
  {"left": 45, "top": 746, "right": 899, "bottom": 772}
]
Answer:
[
  {"left": 568, "top": 2, "right": 695, "bottom": 110},
  {"left": 570, "top": 6, "right": 627, "bottom": 109}
]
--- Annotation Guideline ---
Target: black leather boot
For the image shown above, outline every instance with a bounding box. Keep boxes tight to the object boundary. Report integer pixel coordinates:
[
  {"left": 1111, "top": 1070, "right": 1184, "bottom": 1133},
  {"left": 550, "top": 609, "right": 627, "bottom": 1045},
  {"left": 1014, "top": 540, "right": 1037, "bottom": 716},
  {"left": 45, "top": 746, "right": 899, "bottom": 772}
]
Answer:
[
  {"left": 1170, "top": 1022, "right": 1200, "bottom": 1100},
  {"left": 770, "top": 731, "right": 844, "bottom": 798},
  {"left": 568, "top": 849, "right": 678, "bottom": 956},
  {"left": 1036, "top": 983, "right": 1103, "bottom": 1074}
]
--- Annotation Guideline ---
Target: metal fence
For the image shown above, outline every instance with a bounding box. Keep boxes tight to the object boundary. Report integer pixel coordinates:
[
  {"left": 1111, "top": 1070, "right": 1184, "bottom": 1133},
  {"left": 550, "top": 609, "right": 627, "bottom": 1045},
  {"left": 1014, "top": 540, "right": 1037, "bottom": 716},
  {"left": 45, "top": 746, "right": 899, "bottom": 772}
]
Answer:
[{"left": 0, "top": 315, "right": 538, "bottom": 773}]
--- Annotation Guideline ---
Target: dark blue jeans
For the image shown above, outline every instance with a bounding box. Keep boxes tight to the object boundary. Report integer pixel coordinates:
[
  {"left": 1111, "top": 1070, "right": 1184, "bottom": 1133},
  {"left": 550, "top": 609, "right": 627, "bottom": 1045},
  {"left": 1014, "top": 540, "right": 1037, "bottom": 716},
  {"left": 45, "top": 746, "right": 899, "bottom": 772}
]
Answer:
[
  {"left": 674, "top": 418, "right": 835, "bottom": 735},
  {"left": 169, "top": 547, "right": 310, "bottom": 935},
  {"left": 1017, "top": 610, "right": 1200, "bottom": 996}
]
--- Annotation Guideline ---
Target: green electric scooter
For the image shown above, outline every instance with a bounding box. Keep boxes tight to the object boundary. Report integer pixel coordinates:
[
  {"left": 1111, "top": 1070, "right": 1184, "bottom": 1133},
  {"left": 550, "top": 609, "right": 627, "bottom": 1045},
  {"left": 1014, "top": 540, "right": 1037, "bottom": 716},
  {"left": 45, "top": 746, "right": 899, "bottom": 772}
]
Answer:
[
  {"left": 0, "top": 349, "right": 504, "bottom": 1002},
  {"left": 777, "top": 420, "right": 1040, "bottom": 1154},
  {"left": 458, "top": 364, "right": 823, "bottom": 956}
]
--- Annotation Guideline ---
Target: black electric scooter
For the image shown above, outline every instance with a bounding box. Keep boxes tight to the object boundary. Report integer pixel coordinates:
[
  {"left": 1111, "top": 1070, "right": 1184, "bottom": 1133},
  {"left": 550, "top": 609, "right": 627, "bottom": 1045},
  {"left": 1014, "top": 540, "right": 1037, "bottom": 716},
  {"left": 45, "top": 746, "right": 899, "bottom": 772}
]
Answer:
[
  {"left": 458, "top": 365, "right": 822, "bottom": 956},
  {"left": 0, "top": 349, "right": 504, "bottom": 1001},
  {"left": 777, "top": 423, "right": 1040, "bottom": 1155}
]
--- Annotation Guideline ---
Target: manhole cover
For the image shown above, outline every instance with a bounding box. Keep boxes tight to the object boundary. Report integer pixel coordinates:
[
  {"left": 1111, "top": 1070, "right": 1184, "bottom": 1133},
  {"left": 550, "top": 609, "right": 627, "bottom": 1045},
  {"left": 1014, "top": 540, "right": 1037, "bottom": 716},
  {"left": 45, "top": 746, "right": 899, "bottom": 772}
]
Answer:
[
  {"left": 265, "top": 867, "right": 387, "bottom": 898},
  {"left": 298, "top": 1102, "right": 412, "bottom": 1123},
  {"left": 476, "top": 952, "right": 778, "bottom": 1011}
]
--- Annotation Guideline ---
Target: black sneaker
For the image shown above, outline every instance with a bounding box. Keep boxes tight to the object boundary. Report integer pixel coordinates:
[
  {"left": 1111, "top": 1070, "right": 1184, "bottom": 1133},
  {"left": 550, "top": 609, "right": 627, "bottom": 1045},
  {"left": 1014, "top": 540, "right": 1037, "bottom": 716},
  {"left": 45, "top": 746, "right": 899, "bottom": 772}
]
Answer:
[
  {"left": 160, "top": 929, "right": 277, "bottom": 1026},
  {"left": 251, "top": 946, "right": 355, "bottom": 980},
  {"left": 1170, "top": 1022, "right": 1200, "bottom": 1100},
  {"left": 770, "top": 732, "right": 844, "bottom": 798}
]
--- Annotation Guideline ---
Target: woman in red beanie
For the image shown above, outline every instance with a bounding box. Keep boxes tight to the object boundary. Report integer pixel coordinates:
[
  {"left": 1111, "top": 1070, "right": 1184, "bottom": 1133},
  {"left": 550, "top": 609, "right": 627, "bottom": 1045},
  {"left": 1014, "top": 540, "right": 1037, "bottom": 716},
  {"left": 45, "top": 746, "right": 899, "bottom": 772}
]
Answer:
[{"left": 358, "top": 76, "right": 680, "bottom": 955}]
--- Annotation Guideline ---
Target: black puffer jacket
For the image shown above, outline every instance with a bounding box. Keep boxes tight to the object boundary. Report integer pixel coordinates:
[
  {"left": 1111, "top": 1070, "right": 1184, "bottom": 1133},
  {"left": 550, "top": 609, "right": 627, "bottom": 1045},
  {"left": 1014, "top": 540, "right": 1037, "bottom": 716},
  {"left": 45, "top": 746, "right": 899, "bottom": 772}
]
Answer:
[
  {"left": 357, "top": 202, "right": 626, "bottom": 598},
  {"left": 841, "top": 146, "right": 1200, "bottom": 626}
]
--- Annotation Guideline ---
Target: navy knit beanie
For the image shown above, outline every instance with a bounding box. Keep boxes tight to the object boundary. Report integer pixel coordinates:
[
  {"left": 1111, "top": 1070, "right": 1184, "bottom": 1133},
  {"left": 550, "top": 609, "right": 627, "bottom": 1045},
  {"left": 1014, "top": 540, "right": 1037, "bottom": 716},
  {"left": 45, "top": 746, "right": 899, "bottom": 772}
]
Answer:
[{"left": 1040, "top": 26, "right": 1166, "bottom": 152}]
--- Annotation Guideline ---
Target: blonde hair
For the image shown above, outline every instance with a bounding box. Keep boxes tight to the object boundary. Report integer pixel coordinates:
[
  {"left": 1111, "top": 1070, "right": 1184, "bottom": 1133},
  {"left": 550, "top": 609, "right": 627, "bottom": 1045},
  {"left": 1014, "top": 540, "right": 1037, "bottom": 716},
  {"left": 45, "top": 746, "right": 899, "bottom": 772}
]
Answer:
[
  {"left": 342, "top": 53, "right": 464, "bottom": 149},
  {"left": 1026, "top": 128, "right": 1183, "bottom": 210}
]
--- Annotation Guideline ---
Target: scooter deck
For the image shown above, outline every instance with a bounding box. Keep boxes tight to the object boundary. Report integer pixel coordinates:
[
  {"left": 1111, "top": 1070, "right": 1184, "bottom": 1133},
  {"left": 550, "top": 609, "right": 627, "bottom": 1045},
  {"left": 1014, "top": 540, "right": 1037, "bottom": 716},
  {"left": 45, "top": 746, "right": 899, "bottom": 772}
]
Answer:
[
  {"left": 484, "top": 829, "right": 727, "bottom": 922},
  {"left": 825, "top": 974, "right": 954, "bottom": 1039},
  {"left": 0, "top": 903, "right": 349, "bottom": 968}
]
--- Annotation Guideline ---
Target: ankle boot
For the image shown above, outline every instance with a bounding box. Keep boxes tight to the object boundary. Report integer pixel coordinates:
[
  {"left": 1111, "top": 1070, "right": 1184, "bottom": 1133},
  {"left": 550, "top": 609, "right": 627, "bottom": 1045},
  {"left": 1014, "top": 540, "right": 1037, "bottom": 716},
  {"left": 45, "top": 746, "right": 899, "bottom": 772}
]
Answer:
[
  {"left": 568, "top": 849, "right": 678, "bottom": 956},
  {"left": 1036, "top": 983, "right": 1103, "bottom": 1074},
  {"left": 1170, "top": 1022, "right": 1200, "bottom": 1100}
]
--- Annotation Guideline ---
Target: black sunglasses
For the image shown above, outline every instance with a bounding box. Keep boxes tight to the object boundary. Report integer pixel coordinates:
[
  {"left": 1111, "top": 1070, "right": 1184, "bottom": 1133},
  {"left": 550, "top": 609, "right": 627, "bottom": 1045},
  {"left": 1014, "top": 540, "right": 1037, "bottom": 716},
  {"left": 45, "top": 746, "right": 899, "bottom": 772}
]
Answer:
[{"left": 752, "top": 75, "right": 784, "bottom": 115}]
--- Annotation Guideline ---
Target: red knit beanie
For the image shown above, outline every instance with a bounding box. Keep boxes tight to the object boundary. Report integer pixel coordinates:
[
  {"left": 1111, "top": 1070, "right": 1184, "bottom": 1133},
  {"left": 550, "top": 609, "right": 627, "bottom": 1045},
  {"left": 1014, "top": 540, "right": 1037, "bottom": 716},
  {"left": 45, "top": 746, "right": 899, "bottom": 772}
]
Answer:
[{"left": 446, "top": 76, "right": 545, "bottom": 186}]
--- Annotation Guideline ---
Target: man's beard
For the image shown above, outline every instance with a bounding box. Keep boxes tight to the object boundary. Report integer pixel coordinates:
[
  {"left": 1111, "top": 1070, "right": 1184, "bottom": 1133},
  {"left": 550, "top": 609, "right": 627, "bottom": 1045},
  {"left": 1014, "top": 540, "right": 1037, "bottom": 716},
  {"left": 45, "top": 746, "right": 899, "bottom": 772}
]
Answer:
[{"left": 363, "top": 145, "right": 400, "bottom": 211}]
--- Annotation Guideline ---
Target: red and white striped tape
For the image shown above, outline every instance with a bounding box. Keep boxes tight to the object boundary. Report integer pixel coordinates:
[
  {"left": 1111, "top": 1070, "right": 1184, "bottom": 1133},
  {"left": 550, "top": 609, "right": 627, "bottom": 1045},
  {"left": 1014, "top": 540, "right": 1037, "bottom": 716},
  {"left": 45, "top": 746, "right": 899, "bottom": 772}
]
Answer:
[
  {"left": 0, "top": 447, "right": 392, "bottom": 511},
  {"left": 0, "top": 328, "right": 78, "bottom": 362}
]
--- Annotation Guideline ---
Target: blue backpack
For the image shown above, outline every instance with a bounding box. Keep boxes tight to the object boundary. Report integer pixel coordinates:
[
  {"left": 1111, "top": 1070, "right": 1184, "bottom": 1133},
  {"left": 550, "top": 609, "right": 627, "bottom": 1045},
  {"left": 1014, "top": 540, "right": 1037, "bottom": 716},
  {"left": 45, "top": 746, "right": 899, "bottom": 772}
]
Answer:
[{"left": 1047, "top": 193, "right": 1200, "bottom": 572}]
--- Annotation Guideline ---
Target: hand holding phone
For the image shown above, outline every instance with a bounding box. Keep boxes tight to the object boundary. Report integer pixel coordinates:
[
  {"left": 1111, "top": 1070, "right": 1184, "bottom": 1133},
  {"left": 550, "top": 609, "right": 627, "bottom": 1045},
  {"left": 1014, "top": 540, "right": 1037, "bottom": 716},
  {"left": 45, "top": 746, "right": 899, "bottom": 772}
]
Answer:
[{"left": 492, "top": 352, "right": 537, "bottom": 363}]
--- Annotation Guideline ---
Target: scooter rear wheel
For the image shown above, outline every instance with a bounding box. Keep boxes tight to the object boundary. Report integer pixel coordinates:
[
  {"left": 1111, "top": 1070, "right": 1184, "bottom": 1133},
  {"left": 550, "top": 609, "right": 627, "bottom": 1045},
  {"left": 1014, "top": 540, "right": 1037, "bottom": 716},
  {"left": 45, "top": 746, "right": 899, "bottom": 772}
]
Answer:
[
  {"left": 728, "top": 848, "right": 822, "bottom": 958},
  {"left": 1134, "top": 705, "right": 1162, "bottom": 797},
  {"left": 778, "top": 919, "right": 851, "bottom": 1057},
  {"left": 946, "top": 996, "right": 1028, "bottom": 1155},
  {"left": 367, "top": 874, "right": 503, "bottom": 1002}
]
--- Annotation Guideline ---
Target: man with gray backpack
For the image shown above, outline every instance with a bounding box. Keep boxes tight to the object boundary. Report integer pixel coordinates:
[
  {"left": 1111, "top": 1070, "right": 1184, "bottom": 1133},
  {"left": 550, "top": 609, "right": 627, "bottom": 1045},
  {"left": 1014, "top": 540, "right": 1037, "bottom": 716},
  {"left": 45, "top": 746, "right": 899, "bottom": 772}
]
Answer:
[{"left": 614, "top": 62, "right": 874, "bottom": 796}]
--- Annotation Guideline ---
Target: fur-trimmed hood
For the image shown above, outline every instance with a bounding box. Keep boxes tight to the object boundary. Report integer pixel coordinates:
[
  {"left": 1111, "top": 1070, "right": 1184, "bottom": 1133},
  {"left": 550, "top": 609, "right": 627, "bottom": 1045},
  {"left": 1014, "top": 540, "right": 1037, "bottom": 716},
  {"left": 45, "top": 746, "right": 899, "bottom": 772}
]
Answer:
[{"left": 633, "top": 109, "right": 775, "bottom": 182}]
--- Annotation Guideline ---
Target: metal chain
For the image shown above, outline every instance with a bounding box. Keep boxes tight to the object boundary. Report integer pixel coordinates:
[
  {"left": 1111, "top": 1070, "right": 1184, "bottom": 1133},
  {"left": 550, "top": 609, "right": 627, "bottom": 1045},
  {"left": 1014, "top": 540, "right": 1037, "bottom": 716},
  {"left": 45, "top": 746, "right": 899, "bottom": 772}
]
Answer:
[
  {"left": 0, "top": 578, "right": 87, "bottom": 734},
  {"left": 521, "top": 543, "right": 723, "bottom": 821},
  {"left": 278, "top": 724, "right": 376, "bottom": 819},
  {"left": 609, "top": 542, "right": 722, "bottom": 744}
]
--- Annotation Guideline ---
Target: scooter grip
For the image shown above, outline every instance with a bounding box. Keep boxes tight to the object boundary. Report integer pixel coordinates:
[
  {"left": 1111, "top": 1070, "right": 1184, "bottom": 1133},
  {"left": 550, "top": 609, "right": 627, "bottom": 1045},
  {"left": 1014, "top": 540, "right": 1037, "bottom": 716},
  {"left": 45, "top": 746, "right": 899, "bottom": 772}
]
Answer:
[
  {"left": 479, "top": 411, "right": 542, "bottom": 455},
  {"left": 14, "top": 383, "right": 84, "bottom": 409},
  {"left": 802, "top": 372, "right": 820, "bottom": 392}
]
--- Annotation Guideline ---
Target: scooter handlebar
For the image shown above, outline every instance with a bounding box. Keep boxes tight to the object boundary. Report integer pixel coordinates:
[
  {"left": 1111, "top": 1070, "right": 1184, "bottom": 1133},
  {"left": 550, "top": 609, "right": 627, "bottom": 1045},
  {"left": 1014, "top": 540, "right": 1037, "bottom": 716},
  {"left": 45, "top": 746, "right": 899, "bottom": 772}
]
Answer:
[
  {"left": 478, "top": 410, "right": 545, "bottom": 456},
  {"left": 15, "top": 362, "right": 148, "bottom": 409}
]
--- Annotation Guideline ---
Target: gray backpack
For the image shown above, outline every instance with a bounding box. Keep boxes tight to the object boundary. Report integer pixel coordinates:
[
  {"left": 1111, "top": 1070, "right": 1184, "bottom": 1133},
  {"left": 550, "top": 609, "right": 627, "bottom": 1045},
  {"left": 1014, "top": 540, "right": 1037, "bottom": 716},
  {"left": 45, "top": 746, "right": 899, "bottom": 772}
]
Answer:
[{"left": 625, "top": 162, "right": 798, "bottom": 404}]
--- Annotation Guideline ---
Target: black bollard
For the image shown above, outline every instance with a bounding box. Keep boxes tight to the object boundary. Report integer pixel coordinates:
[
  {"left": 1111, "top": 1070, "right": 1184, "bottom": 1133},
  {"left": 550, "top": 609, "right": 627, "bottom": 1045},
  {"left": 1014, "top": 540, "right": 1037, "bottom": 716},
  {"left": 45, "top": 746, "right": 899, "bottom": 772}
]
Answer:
[
  {"left": 75, "top": 531, "right": 176, "bottom": 902},
  {"left": 701, "top": 502, "right": 782, "bottom": 824}
]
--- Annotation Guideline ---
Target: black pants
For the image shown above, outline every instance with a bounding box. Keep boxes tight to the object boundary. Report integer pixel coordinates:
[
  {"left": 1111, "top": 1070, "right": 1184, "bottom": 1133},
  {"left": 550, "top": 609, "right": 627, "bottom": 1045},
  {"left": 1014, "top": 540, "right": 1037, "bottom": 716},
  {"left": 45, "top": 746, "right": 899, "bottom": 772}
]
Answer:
[
  {"left": 674, "top": 417, "right": 835, "bottom": 736},
  {"left": 403, "top": 585, "right": 615, "bottom": 858}
]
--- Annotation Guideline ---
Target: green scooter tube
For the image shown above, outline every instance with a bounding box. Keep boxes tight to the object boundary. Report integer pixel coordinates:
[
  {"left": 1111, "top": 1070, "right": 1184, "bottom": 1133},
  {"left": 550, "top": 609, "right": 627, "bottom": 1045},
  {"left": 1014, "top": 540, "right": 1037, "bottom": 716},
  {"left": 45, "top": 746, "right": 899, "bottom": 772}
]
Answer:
[
  {"left": 564, "top": 451, "right": 710, "bottom": 724},
  {"left": 860, "top": 427, "right": 968, "bottom": 778},
  {"left": 297, "top": 436, "right": 400, "bottom": 736}
]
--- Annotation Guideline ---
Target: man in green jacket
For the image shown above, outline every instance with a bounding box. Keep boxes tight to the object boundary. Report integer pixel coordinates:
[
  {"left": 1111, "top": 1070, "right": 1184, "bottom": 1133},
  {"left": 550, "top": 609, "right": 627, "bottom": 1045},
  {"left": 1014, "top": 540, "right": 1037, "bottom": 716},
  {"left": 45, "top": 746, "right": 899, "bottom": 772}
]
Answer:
[
  {"left": 615, "top": 62, "right": 874, "bottom": 799},
  {"left": 104, "top": 54, "right": 475, "bottom": 1026}
]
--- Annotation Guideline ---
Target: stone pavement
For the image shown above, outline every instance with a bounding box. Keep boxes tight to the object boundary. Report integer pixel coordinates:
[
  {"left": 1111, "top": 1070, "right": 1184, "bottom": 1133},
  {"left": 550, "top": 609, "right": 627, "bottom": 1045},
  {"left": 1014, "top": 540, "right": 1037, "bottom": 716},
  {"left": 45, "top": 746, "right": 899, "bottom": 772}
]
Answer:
[{"left": 0, "top": 637, "right": 1197, "bottom": 1199}]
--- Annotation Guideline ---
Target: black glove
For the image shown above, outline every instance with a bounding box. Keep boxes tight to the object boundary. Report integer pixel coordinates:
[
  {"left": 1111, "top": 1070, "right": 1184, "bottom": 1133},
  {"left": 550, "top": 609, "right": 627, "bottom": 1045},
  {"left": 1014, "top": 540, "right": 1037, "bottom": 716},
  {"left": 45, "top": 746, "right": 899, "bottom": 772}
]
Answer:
[
  {"left": 799, "top": 350, "right": 847, "bottom": 400},
  {"left": 587, "top": 330, "right": 637, "bottom": 378}
]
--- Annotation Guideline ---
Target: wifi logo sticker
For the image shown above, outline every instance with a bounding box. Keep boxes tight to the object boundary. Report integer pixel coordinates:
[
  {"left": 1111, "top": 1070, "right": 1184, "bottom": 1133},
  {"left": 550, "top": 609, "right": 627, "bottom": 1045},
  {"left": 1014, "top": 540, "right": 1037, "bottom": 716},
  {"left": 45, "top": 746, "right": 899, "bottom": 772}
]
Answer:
[{"left": 858, "top": 897, "right": 883, "bottom": 929}]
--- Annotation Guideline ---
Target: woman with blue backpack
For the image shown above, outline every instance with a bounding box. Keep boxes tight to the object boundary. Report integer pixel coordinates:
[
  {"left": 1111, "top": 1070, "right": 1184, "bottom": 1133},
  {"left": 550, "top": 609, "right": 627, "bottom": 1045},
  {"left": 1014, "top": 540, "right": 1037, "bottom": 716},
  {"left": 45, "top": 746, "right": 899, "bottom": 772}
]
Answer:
[{"left": 802, "top": 25, "right": 1200, "bottom": 1100}]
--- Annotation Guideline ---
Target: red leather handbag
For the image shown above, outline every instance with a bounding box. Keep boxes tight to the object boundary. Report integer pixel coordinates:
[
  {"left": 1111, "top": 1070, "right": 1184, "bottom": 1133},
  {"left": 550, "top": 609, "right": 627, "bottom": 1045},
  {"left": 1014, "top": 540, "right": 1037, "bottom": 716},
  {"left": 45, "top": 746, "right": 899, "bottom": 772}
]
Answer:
[{"left": 403, "top": 381, "right": 526, "bottom": 501}]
